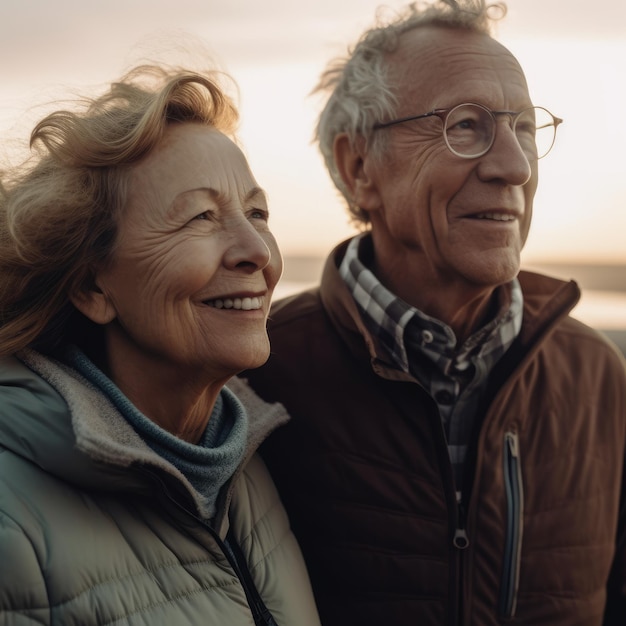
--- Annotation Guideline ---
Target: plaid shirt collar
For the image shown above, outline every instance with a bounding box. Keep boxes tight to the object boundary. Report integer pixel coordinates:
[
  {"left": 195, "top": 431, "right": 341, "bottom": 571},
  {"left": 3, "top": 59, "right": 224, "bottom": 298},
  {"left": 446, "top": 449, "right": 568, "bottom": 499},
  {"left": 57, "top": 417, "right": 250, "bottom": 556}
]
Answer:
[{"left": 339, "top": 234, "right": 524, "bottom": 378}]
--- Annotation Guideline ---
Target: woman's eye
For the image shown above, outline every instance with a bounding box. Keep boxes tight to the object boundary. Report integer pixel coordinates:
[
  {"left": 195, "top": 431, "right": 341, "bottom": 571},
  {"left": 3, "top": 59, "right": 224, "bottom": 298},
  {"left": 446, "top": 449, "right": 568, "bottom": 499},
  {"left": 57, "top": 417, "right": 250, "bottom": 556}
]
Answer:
[{"left": 193, "top": 211, "right": 212, "bottom": 221}]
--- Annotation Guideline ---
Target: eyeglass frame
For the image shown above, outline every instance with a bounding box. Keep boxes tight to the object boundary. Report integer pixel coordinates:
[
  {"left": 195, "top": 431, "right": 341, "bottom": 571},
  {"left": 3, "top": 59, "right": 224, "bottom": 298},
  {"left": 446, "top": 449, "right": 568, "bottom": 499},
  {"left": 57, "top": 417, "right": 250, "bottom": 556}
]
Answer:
[{"left": 372, "top": 102, "right": 563, "bottom": 160}]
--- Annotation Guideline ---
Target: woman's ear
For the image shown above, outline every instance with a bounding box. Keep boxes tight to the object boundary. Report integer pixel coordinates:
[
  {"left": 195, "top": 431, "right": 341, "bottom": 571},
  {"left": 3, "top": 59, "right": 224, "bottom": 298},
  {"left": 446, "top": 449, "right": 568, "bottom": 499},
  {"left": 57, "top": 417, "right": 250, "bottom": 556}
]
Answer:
[
  {"left": 333, "top": 133, "right": 382, "bottom": 213},
  {"left": 69, "top": 275, "right": 117, "bottom": 325}
]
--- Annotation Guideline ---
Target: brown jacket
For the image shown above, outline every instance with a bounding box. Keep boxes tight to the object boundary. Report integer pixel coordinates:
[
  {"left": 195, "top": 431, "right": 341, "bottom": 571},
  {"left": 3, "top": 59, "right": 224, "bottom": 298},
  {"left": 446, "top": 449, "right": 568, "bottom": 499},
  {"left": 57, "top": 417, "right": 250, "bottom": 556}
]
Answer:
[{"left": 245, "top": 238, "right": 626, "bottom": 626}]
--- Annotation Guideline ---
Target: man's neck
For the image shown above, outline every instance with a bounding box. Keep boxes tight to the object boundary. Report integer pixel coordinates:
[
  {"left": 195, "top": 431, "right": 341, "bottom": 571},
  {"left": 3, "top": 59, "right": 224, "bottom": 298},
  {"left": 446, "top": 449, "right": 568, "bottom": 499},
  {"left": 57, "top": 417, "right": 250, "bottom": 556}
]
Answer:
[{"left": 371, "top": 254, "right": 503, "bottom": 346}]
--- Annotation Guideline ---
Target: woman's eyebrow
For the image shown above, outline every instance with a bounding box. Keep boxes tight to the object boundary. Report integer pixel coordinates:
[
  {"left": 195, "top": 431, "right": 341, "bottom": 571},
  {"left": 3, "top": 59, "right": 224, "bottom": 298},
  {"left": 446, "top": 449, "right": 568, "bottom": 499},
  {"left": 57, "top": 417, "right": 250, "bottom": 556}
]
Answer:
[
  {"left": 168, "top": 187, "right": 220, "bottom": 217},
  {"left": 169, "top": 186, "right": 267, "bottom": 217}
]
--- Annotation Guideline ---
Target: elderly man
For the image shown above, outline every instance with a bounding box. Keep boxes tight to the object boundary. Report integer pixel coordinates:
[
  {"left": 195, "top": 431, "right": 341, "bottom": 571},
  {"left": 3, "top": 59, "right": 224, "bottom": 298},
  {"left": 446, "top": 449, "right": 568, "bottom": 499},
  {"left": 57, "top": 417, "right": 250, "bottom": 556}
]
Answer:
[{"left": 245, "top": 1, "right": 626, "bottom": 624}]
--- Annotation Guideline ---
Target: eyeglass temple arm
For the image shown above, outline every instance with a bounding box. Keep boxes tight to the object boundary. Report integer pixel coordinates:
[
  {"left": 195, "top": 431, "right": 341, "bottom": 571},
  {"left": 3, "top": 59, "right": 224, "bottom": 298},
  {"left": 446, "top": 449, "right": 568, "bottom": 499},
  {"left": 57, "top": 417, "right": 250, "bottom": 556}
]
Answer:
[{"left": 372, "top": 110, "right": 443, "bottom": 130}]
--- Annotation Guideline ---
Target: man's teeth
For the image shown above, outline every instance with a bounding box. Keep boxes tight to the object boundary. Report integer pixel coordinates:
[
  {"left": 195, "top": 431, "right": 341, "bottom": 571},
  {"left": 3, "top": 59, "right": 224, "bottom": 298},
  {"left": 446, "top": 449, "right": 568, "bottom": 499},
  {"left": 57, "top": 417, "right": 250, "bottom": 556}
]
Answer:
[
  {"left": 208, "top": 296, "right": 262, "bottom": 310},
  {"left": 474, "top": 213, "right": 515, "bottom": 221}
]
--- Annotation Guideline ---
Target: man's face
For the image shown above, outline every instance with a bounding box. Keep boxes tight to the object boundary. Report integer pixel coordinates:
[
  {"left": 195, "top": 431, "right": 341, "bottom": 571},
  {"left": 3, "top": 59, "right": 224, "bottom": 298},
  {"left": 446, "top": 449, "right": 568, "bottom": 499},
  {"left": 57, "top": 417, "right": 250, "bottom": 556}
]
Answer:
[{"left": 360, "top": 27, "right": 538, "bottom": 303}]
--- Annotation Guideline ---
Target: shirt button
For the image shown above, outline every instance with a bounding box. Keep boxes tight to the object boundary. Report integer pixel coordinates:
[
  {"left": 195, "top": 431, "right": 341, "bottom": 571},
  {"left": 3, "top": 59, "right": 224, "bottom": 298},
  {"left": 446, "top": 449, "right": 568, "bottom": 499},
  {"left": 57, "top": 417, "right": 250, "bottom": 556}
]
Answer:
[
  {"left": 434, "top": 390, "right": 455, "bottom": 405},
  {"left": 422, "top": 330, "right": 434, "bottom": 344}
]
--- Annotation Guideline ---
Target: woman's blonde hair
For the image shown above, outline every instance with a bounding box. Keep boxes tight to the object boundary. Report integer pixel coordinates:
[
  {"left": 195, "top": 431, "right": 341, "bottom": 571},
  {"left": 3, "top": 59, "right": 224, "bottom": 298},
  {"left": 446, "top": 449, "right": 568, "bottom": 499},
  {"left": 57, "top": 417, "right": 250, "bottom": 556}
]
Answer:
[{"left": 0, "top": 64, "right": 239, "bottom": 355}]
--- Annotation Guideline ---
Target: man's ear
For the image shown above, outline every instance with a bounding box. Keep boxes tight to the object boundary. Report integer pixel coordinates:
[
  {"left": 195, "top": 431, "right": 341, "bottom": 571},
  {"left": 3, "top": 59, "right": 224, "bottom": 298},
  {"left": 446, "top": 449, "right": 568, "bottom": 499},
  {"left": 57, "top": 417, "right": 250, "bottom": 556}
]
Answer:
[
  {"left": 333, "top": 133, "right": 382, "bottom": 212},
  {"left": 69, "top": 275, "right": 117, "bottom": 325}
]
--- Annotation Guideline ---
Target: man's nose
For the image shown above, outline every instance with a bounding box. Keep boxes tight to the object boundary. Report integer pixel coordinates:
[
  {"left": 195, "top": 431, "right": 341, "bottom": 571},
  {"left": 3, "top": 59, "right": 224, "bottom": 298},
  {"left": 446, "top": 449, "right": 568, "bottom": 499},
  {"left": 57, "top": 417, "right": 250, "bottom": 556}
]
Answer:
[{"left": 477, "top": 119, "right": 533, "bottom": 185}]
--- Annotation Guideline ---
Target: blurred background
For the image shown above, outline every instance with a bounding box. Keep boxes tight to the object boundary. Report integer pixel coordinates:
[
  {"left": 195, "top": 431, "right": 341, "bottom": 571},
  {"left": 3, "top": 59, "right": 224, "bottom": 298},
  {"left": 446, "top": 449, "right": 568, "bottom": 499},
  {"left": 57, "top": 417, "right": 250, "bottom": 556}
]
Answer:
[{"left": 1, "top": 0, "right": 625, "bottom": 348}]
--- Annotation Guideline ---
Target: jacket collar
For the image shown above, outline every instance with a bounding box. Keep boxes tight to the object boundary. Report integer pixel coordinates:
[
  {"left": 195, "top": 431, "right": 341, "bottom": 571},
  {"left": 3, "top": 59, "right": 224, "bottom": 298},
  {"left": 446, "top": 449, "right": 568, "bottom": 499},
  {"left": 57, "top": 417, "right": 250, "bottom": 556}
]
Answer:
[
  {"left": 319, "top": 236, "right": 581, "bottom": 375},
  {"left": 0, "top": 350, "right": 289, "bottom": 524}
]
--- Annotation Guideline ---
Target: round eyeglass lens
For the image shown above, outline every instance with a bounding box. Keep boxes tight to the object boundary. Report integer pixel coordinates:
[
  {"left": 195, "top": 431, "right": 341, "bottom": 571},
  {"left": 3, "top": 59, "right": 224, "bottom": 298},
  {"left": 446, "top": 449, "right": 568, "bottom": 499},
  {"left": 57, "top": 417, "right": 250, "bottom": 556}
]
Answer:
[
  {"left": 444, "top": 103, "right": 557, "bottom": 159},
  {"left": 515, "top": 106, "right": 557, "bottom": 160},
  {"left": 443, "top": 104, "right": 495, "bottom": 158}
]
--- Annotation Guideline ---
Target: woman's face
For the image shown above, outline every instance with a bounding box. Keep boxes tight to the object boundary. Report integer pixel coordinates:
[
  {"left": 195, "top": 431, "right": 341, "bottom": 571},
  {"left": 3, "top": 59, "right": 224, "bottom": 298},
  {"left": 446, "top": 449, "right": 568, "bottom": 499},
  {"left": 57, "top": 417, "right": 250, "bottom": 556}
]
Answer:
[{"left": 82, "top": 123, "right": 282, "bottom": 384}]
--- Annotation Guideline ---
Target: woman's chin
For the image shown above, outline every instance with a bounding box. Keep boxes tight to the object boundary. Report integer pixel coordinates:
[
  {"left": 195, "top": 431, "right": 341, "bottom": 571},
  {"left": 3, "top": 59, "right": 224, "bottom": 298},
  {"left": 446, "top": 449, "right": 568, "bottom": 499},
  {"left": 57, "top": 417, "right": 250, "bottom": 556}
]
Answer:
[
  {"left": 213, "top": 343, "right": 271, "bottom": 377},
  {"left": 238, "top": 349, "right": 272, "bottom": 373}
]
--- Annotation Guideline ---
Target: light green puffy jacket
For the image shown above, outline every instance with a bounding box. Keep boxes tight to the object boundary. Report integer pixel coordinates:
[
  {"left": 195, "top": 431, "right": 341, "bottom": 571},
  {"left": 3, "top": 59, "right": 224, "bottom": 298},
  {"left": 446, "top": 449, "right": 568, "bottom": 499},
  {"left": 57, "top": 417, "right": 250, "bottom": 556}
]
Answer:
[{"left": 0, "top": 350, "right": 320, "bottom": 626}]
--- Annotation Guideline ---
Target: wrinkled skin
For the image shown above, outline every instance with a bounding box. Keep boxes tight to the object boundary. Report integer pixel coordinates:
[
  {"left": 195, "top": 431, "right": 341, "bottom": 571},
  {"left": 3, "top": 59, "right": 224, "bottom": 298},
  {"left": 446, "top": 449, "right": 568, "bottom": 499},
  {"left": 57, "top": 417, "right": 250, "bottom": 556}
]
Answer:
[
  {"left": 72, "top": 123, "right": 282, "bottom": 440},
  {"left": 336, "top": 27, "right": 537, "bottom": 342}
]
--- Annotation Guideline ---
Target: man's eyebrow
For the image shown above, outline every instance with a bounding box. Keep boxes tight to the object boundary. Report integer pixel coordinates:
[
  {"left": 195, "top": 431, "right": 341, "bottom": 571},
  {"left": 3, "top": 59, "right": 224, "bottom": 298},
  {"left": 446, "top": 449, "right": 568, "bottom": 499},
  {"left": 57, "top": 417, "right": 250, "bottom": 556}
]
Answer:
[{"left": 245, "top": 186, "right": 267, "bottom": 203}]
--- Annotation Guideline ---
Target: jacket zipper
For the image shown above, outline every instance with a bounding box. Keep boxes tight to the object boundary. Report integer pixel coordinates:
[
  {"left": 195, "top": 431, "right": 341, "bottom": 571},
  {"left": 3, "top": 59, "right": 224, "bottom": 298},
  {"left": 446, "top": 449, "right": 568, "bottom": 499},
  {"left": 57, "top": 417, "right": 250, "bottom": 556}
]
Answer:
[
  {"left": 453, "top": 492, "right": 470, "bottom": 550},
  {"left": 431, "top": 409, "right": 468, "bottom": 626},
  {"left": 137, "top": 469, "right": 278, "bottom": 626},
  {"left": 499, "top": 430, "right": 524, "bottom": 619},
  {"left": 223, "top": 527, "right": 279, "bottom": 626},
  {"left": 453, "top": 490, "right": 470, "bottom": 626}
]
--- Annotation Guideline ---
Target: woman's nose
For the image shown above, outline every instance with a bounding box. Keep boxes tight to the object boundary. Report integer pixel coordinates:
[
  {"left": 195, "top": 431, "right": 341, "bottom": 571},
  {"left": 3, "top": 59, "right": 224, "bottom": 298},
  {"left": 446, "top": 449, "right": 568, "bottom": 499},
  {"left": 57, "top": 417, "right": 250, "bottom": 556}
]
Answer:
[{"left": 222, "top": 215, "right": 272, "bottom": 273}]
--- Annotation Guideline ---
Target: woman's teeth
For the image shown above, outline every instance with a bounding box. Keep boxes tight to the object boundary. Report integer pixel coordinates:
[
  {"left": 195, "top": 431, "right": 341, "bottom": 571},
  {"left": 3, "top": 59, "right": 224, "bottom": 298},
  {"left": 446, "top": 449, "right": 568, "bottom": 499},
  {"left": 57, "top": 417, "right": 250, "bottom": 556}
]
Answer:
[{"left": 208, "top": 296, "right": 262, "bottom": 310}]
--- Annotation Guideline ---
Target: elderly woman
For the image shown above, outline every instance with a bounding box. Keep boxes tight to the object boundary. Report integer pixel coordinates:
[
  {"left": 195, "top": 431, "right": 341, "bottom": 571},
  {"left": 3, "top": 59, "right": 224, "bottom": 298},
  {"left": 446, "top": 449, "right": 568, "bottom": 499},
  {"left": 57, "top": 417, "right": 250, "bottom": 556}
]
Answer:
[{"left": 0, "top": 65, "right": 320, "bottom": 625}]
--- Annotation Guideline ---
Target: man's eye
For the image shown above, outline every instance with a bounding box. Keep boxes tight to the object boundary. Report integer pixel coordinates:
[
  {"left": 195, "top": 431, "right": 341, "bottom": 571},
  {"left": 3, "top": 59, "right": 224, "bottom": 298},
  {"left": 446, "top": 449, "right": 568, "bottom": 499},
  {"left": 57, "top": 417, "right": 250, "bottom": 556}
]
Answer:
[
  {"left": 452, "top": 118, "right": 477, "bottom": 131},
  {"left": 193, "top": 211, "right": 212, "bottom": 221},
  {"left": 250, "top": 209, "right": 269, "bottom": 221},
  {"left": 515, "top": 121, "right": 536, "bottom": 137}
]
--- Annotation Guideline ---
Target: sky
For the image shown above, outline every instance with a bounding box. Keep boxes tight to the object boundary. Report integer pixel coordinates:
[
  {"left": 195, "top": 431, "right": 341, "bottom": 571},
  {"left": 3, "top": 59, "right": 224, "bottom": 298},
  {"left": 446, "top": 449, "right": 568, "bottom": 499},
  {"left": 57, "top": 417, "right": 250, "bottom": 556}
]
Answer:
[{"left": 1, "top": 0, "right": 625, "bottom": 263}]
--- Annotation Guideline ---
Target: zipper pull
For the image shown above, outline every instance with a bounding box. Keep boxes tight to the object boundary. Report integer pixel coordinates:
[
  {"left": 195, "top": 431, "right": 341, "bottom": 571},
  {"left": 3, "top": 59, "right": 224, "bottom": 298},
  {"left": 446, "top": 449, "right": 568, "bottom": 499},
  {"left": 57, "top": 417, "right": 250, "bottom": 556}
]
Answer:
[
  {"left": 506, "top": 431, "right": 519, "bottom": 457},
  {"left": 453, "top": 528, "right": 470, "bottom": 549}
]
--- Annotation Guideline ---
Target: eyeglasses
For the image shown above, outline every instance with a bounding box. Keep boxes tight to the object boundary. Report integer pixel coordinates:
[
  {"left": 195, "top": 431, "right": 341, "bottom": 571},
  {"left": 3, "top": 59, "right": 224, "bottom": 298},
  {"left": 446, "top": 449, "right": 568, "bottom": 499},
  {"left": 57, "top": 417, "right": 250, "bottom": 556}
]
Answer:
[{"left": 373, "top": 102, "right": 563, "bottom": 160}]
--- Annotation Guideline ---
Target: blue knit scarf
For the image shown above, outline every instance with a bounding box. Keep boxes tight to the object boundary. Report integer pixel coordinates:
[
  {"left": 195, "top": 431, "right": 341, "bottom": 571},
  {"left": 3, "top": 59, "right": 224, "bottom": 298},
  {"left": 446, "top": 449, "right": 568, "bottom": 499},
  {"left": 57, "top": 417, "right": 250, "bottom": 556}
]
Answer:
[{"left": 64, "top": 346, "right": 248, "bottom": 519}]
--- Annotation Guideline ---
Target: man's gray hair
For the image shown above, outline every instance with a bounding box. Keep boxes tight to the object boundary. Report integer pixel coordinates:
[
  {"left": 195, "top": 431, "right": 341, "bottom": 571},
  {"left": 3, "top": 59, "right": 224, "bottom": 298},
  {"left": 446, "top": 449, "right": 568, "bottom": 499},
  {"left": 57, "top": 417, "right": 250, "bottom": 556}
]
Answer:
[{"left": 313, "top": 0, "right": 506, "bottom": 224}]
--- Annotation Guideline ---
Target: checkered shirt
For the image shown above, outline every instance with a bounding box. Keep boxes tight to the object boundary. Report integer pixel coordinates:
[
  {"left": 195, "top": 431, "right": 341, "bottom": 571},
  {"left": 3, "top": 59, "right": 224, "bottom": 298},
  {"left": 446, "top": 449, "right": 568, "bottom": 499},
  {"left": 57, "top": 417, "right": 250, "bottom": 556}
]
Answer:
[{"left": 339, "top": 234, "right": 523, "bottom": 491}]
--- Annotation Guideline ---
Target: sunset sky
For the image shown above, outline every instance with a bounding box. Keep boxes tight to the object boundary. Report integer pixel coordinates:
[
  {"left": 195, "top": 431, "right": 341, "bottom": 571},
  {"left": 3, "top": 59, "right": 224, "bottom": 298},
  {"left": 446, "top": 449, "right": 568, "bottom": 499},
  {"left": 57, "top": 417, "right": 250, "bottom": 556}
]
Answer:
[{"left": 1, "top": 0, "right": 625, "bottom": 263}]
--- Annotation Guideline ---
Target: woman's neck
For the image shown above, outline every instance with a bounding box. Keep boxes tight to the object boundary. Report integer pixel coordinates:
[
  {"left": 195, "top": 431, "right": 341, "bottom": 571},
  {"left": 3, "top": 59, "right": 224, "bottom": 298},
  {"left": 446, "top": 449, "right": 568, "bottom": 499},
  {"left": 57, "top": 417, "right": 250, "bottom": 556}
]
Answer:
[{"left": 90, "top": 340, "right": 231, "bottom": 444}]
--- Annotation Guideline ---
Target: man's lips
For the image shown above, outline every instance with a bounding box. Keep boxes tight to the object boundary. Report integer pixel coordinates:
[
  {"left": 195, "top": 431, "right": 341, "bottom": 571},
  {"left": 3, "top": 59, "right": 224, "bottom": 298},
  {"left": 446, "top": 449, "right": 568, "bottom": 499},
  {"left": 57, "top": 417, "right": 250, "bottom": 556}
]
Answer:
[
  {"left": 470, "top": 212, "right": 517, "bottom": 222},
  {"left": 462, "top": 209, "right": 521, "bottom": 222}
]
